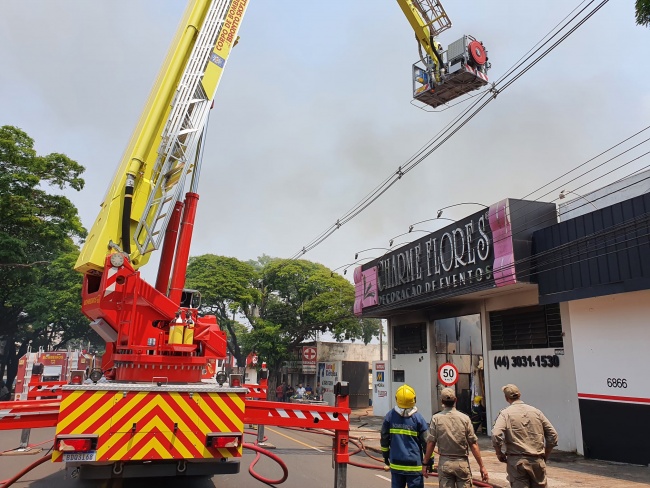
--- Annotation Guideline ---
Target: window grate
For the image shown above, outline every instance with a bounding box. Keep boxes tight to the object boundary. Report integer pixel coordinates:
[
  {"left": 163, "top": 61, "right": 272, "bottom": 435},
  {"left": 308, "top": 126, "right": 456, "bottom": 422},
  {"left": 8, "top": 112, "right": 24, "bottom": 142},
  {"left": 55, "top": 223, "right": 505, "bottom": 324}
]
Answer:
[
  {"left": 393, "top": 323, "right": 427, "bottom": 354},
  {"left": 490, "top": 304, "right": 563, "bottom": 350}
]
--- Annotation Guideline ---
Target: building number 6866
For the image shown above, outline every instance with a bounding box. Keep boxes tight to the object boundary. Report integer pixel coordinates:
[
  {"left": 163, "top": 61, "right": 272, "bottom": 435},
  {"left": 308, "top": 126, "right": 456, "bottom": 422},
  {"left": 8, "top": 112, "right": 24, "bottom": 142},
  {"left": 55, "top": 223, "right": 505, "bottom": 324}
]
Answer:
[{"left": 606, "top": 378, "right": 627, "bottom": 388}]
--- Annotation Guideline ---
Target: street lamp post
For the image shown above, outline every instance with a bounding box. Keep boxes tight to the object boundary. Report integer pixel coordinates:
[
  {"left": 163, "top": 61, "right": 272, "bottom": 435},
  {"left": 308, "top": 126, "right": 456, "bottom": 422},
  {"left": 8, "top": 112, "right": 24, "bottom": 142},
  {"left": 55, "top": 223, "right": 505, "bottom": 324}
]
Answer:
[
  {"left": 354, "top": 248, "right": 391, "bottom": 260},
  {"left": 407, "top": 216, "right": 456, "bottom": 233},
  {"left": 559, "top": 189, "right": 598, "bottom": 210}
]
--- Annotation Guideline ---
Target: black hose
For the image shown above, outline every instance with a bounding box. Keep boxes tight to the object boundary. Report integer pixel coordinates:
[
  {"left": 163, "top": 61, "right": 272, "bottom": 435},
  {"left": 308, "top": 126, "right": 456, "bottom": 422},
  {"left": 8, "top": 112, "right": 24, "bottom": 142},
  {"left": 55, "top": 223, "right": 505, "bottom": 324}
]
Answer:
[{"left": 121, "top": 178, "right": 134, "bottom": 254}]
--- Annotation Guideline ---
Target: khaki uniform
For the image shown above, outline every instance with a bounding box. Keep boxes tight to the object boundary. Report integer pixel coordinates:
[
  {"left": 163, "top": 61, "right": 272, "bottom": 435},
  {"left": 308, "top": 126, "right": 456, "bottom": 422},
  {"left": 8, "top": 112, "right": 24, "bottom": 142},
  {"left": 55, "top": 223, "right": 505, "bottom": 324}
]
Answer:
[
  {"left": 427, "top": 407, "right": 478, "bottom": 488},
  {"left": 492, "top": 400, "right": 558, "bottom": 488}
]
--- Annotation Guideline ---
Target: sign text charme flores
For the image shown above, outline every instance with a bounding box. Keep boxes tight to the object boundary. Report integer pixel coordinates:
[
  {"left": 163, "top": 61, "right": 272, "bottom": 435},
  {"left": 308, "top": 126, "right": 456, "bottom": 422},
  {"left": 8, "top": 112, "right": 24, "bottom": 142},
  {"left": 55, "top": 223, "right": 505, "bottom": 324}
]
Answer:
[
  {"left": 377, "top": 210, "right": 493, "bottom": 302},
  {"left": 353, "top": 199, "right": 558, "bottom": 316}
]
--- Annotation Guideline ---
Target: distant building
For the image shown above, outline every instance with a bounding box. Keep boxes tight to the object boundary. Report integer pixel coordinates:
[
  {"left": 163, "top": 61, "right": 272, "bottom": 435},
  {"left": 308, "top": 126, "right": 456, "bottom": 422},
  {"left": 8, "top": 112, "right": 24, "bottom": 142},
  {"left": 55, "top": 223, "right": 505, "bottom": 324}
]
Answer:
[{"left": 282, "top": 341, "right": 386, "bottom": 408}]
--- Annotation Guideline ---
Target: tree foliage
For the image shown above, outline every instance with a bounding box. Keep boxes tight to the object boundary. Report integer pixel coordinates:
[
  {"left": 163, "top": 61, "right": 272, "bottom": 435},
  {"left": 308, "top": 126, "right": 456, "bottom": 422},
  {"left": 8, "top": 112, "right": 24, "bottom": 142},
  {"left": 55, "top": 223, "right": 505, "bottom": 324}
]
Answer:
[
  {"left": 0, "top": 126, "right": 88, "bottom": 388},
  {"left": 24, "top": 251, "right": 100, "bottom": 349},
  {"left": 637, "top": 0, "right": 650, "bottom": 27},
  {"left": 185, "top": 254, "right": 258, "bottom": 365},
  {"left": 186, "top": 254, "right": 382, "bottom": 378}
]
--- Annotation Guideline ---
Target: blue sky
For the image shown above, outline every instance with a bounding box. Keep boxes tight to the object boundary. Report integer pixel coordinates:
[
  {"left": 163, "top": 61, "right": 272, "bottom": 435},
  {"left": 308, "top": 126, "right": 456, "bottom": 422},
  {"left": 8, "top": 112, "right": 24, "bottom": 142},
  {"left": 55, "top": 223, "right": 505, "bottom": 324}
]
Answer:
[{"left": 1, "top": 1, "right": 648, "bottom": 283}]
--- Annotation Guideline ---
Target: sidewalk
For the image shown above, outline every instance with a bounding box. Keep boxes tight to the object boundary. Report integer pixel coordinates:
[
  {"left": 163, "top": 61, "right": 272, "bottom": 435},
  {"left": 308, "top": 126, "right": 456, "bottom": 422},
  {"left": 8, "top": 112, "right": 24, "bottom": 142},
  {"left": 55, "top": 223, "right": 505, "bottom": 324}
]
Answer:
[{"left": 348, "top": 408, "right": 650, "bottom": 488}]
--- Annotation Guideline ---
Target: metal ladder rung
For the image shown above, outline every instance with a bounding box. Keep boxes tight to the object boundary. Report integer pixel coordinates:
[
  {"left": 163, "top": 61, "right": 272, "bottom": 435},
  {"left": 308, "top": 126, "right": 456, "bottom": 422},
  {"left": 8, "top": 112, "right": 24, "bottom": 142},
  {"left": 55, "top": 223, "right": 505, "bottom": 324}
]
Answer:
[
  {"left": 178, "top": 127, "right": 200, "bottom": 136},
  {"left": 134, "top": 0, "right": 236, "bottom": 256}
]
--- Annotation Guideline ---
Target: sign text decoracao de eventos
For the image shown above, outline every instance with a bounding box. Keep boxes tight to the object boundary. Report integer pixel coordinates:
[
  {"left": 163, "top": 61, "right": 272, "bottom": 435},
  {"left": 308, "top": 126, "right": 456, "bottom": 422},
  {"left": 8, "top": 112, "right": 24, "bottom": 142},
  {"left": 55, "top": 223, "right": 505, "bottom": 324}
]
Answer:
[{"left": 374, "top": 210, "right": 494, "bottom": 306}]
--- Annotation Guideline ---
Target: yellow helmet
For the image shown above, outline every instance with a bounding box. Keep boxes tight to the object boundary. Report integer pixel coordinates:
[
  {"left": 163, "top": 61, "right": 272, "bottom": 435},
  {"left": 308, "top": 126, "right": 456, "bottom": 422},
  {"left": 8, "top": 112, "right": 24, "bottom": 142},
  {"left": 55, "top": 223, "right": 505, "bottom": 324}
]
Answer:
[
  {"left": 395, "top": 385, "right": 416, "bottom": 409},
  {"left": 474, "top": 395, "right": 483, "bottom": 403}
]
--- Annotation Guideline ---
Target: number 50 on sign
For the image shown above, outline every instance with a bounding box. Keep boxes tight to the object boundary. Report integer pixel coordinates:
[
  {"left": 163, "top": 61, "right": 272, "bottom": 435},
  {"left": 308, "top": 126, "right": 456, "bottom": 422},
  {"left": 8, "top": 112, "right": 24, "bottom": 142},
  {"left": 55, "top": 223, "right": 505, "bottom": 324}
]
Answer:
[{"left": 438, "top": 362, "right": 459, "bottom": 387}]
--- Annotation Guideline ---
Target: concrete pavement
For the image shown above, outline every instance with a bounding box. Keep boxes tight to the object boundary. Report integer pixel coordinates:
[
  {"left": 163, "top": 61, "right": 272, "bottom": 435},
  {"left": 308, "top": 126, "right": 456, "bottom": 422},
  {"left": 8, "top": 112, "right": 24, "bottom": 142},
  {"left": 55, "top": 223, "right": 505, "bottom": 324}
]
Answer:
[{"left": 348, "top": 407, "right": 650, "bottom": 488}]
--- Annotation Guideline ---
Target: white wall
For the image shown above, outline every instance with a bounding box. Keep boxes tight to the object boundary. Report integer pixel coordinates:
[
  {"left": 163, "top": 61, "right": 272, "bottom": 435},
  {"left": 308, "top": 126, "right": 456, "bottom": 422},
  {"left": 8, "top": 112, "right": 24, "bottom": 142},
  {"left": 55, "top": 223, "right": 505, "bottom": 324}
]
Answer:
[
  {"left": 487, "top": 347, "right": 578, "bottom": 452},
  {"left": 568, "top": 290, "right": 650, "bottom": 401},
  {"left": 317, "top": 341, "right": 385, "bottom": 362},
  {"left": 391, "top": 352, "right": 435, "bottom": 420},
  {"left": 558, "top": 169, "right": 650, "bottom": 221}
]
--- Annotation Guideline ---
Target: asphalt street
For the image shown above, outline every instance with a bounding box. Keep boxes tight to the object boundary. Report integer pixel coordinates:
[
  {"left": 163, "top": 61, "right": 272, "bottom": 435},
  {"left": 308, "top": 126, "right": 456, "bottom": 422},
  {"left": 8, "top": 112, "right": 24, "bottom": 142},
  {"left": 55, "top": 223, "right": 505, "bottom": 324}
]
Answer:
[{"left": 0, "top": 425, "right": 392, "bottom": 488}]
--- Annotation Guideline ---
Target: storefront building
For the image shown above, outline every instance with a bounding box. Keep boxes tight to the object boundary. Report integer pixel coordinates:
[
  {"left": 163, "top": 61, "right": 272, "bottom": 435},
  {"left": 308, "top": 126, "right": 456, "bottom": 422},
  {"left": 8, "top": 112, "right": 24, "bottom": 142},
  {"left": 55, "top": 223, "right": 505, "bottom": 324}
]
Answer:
[
  {"left": 534, "top": 174, "right": 650, "bottom": 465},
  {"left": 356, "top": 173, "right": 650, "bottom": 465},
  {"left": 355, "top": 199, "right": 583, "bottom": 453}
]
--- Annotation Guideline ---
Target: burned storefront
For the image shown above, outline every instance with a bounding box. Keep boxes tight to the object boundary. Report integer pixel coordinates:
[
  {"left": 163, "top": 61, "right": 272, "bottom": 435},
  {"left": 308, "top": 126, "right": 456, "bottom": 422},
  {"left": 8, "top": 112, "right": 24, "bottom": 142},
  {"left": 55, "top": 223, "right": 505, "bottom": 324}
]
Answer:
[{"left": 354, "top": 199, "right": 583, "bottom": 454}]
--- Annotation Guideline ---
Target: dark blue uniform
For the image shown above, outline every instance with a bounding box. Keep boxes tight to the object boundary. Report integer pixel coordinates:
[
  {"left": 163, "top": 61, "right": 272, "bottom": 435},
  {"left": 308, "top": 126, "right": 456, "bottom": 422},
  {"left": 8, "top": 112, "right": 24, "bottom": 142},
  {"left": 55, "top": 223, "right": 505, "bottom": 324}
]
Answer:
[{"left": 381, "top": 407, "right": 429, "bottom": 488}]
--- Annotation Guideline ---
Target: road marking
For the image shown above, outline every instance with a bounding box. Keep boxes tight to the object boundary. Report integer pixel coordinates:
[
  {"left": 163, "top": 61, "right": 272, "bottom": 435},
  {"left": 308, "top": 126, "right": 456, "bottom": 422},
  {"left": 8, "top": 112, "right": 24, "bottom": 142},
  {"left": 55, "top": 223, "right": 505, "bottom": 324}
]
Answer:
[
  {"left": 266, "top": 427, "right": 325, "bottom": 453},
  {"left": 376, "top": 473, "right": 438, "bottom": 486}
]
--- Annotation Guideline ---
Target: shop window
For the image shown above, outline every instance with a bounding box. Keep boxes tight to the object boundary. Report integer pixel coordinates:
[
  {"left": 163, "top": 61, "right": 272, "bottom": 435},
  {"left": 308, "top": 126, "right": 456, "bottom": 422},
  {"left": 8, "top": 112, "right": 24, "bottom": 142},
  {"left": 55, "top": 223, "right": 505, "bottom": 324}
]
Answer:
[
  {"left": 434, "top": 314, "right": 482, "bottom": 355},
  {"left": 393, "top": 323, "right": 427, "bottom": 354},
  {"left": 490, "top": 303, "right": 564, "bottom": 350}
]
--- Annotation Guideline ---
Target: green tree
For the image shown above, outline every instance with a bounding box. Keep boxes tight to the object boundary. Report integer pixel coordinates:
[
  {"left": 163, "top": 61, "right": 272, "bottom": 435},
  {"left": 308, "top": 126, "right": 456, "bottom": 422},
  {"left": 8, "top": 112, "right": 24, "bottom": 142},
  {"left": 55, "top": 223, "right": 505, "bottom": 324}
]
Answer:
[
  {"left": 185, "top": 254, "right": 382, "bottom": 387},
  {"left": 258, "top": 258, "right": 379, "bottom": 347},
  {"left": 260, "top": 259, "right": 360, "bottom": 347},
  {"left": 24, "top": 251, "right": 101, "bottom": 351},
  {"left": 637, "top": 0, "right": 650, "bottom": 27},
  {"left": 184, "top": 254, "right": 258, "bottom": 366},
  {"left": 0, "top": 125, "right": 86, "bottom": 388}
]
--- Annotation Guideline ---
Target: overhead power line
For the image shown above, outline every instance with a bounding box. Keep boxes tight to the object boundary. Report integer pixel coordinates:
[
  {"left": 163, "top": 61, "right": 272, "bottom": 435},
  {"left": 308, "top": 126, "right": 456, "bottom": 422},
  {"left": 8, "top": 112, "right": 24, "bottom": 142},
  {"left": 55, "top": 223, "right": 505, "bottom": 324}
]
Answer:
[{"left": 289, "top": 0, "right": 610, "bottom": 260}]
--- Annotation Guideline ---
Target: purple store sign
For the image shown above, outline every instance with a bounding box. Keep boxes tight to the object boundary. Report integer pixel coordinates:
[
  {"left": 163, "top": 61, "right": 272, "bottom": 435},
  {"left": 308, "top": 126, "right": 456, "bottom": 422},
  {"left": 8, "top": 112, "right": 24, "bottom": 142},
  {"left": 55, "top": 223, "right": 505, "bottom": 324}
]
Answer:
[
  {"left": 489, "top": 199, "right": 516, "bottom": 287},
  {"left": 354, "top": 199, "right": 556, "bottom": 316},
  {"left": 354, "top": 266, "right": 378, "bottom": 315}
]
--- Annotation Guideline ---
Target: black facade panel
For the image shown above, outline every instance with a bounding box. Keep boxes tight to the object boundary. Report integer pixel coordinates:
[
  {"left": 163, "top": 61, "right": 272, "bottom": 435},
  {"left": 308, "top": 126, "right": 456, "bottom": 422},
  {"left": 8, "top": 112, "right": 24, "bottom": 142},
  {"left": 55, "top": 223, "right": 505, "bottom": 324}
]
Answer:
[
  {"left": 342, "top": 361, "right": 369, "bottom": 408},
  {"left": 534, "top": 193, "right": 650, "bottom": 304},
  {"left": 579, "top": 399, "right": 649, "bottom": 465},
  {"left": 509, "top": 199, "right": 558, "bottom": 283}
]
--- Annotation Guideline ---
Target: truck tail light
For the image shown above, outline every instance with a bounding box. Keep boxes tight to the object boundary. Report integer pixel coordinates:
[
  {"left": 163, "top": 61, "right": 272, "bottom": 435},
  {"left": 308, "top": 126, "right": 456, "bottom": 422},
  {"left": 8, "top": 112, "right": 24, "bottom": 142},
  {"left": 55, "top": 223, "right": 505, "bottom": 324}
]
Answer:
[
  {"left": 206, "top": 433, "right": 241, "bottom": 449},
  {"left": 56, "top": 438, "right": 93, "bottom": 452}
]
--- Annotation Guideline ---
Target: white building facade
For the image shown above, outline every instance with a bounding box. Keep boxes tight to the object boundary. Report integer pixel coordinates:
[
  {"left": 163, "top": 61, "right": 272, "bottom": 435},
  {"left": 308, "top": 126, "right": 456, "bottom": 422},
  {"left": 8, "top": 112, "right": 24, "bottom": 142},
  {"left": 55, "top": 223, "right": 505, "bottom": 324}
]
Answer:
[{"left": 356, "top": 183, "right": 650, "bottom": 464}]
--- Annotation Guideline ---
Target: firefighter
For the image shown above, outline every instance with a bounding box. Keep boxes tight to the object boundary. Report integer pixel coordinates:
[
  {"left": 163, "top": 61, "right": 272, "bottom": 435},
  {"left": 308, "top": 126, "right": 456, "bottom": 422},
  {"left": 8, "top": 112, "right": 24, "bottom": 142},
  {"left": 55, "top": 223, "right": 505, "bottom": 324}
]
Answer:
[
  {"left": 471, "top": 395, "right": 487, "bottom": 434},
  {"left": 423, "top": 388, "right": 489, "bottom": 486},
  {"left": 0, "top": 380, "right": 9, "bottom": 401},
  {"left": 492, "top": 384, "right": 558, "bottom": 488},
  {"left": 381, "top": 384, "right": 429, "bottom": 488}
]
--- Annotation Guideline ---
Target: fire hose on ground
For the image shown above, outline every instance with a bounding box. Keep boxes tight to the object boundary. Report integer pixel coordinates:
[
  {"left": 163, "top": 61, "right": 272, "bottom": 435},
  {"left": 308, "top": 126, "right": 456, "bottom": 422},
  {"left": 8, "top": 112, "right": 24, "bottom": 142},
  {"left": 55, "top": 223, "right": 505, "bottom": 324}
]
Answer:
[
  {"left": 0, "top": 452, "right": 52, "bottom": 488},
  {"left": 282, "top": 425, "right": 495, "bottom": 487},
  {"left": 0, "top": 429, "right": 495, "bottom": 487}
]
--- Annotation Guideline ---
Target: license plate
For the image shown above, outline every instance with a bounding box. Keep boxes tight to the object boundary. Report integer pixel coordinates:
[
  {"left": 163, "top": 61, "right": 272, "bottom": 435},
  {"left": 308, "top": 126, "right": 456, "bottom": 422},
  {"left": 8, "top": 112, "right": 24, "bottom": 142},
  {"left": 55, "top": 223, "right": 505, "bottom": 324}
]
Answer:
[{"left": 63, "top": 451, "right": 97, "bottom": 462}]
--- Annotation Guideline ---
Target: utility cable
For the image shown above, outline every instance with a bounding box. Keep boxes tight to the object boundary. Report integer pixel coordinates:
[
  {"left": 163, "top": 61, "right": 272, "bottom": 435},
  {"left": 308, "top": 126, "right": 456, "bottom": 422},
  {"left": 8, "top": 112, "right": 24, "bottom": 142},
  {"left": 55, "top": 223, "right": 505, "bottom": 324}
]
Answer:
[
  {"left": 373, "top": 211, "right": 650, "bottom": 314},
  {"left": 397, "top": 131, "right": 650, "bottom": 268},
  {"left": 289, "top": 0, "right": 609, "bottom": 260}
]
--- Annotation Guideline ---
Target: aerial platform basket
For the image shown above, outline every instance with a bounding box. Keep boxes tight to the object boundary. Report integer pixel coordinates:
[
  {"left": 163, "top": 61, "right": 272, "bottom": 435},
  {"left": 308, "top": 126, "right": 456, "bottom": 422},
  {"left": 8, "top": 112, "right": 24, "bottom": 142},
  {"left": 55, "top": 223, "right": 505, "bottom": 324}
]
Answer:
[{"left": 413, "top": 34, "right": 490, "bottom": 109}]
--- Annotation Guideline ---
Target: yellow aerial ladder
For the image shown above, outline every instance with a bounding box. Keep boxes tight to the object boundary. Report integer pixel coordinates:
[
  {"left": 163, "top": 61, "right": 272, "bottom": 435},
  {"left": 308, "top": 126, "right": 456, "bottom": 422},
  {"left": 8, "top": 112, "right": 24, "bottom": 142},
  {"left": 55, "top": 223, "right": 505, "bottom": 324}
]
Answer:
[
  {"left": 75, "top": 0, "right": 247, "bottom": 276},
  {"left": 76, "top": 0, "right": 489, "bottom": 280}
]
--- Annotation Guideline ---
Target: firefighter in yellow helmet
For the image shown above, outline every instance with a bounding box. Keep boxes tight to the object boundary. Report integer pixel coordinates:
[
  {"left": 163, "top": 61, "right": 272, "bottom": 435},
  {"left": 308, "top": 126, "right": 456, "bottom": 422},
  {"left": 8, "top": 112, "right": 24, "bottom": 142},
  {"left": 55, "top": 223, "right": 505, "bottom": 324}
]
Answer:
[
  {"left": 380, "top": 385, "right": 429, "bottom": 488},
  {"left": 471, "top": 395, "right": 487, "bottom": 434}
]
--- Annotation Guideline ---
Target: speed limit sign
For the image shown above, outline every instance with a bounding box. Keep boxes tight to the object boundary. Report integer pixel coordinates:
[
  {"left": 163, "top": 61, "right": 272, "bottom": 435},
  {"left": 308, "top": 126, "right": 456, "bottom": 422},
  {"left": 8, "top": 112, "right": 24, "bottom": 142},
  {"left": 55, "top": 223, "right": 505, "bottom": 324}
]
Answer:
[{"left": 438, "top": 362, "right": 459, "bottom": 387}]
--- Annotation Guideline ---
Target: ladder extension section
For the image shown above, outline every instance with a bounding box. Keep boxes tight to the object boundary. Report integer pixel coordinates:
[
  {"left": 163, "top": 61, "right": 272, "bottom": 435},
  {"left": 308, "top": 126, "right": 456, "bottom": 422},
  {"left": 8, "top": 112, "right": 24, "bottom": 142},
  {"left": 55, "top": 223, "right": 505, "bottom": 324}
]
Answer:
[
  {"left": 412, "top": 0, "right": 452, "bottom": 37},
  {"left": 134, "top": 0, "right": 235, "bottom": 256}
]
